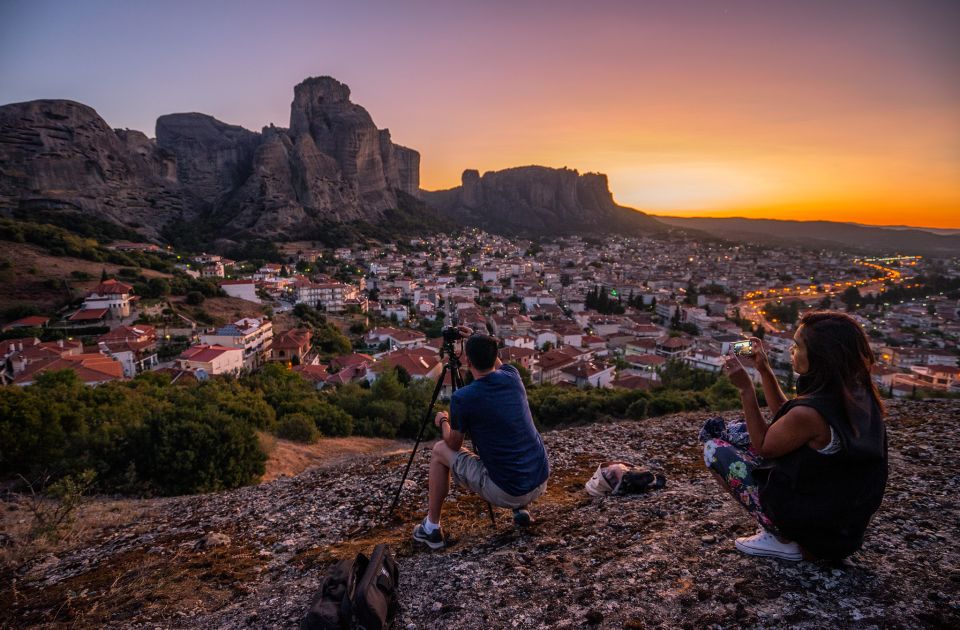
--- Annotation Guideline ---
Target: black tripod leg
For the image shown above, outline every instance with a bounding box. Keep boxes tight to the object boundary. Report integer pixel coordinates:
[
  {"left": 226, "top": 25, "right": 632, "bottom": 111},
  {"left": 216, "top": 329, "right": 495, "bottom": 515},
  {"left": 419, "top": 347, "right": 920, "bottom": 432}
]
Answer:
[{"left": 385, "top": 364, "right": 448, "bottom": 518}]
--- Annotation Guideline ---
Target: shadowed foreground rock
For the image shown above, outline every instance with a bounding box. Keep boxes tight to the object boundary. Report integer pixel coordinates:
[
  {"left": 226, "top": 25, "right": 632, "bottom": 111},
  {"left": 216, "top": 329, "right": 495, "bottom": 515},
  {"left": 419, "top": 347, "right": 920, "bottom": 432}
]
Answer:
[{"left": 1, "top": 399, "right": 958, "bottom": 628}]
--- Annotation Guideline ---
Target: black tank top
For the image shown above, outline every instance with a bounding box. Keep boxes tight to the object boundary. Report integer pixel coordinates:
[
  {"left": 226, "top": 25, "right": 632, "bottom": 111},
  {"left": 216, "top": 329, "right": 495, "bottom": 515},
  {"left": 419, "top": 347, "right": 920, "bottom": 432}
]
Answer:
[{"left": 756, "top": 384, "right": 888, "bottom": 560}]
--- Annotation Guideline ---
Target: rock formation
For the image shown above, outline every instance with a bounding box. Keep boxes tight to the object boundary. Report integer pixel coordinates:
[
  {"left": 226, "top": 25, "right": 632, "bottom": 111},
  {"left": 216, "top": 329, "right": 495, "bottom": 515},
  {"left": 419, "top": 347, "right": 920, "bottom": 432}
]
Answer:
[
  {"left": 422, "top": 165, "right": 661, "bottom": 236},
  {"left": 0, "top": 77, "right": 422, "bottom": 242},
  {"left": 0, "top": 100, "right": 184, "bottom": 239}
]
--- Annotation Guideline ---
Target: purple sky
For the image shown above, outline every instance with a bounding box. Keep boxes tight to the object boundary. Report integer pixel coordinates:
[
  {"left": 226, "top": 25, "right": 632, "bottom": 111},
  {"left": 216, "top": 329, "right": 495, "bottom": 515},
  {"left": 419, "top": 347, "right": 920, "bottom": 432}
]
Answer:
[{"left": 2, "top": 0, "right": 958, "bottom": 226}]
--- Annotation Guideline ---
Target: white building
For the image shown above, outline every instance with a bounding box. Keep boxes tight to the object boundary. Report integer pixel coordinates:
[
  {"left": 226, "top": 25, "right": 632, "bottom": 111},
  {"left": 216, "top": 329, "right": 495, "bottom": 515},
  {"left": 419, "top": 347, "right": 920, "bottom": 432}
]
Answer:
[
  {"left": 200, "top": 318, "right": 273, "bottom": 369},
  {"left": 178, "top": 344, "right": 244, "bottom": 375}
]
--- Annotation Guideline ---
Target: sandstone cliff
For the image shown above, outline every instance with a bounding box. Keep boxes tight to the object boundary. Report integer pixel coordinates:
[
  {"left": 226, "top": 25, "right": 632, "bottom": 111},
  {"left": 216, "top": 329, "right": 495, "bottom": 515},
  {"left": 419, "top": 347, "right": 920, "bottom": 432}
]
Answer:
[
  {"left": 422, "top": 165, "right": 662, "bottom": 236},
  {"left": 3, "top": 399, "right": 956, "bottom": 628},
  {"left": 0, "top": 100, "right": 183, "bottom": 239},
  {"left": 0, "top": 77, "right": 423, "bottom": 242}
]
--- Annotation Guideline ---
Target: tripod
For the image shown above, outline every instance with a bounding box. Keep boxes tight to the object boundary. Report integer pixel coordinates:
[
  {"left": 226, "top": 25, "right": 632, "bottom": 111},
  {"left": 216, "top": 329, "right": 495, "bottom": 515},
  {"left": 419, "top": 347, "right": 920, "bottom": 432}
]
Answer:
[{"left": 385, "top": 331, "right": 496, "bottom": 527}]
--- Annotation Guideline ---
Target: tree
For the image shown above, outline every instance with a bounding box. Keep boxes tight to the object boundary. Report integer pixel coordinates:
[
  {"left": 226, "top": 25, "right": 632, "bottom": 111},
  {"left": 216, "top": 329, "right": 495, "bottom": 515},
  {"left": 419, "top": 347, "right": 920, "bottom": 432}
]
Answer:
[
  {"left": 186, "top": 291, "right": 205, "bottom": 305},
  {"left": 841, "top": 286, "right": 861, "bottom": 312}
]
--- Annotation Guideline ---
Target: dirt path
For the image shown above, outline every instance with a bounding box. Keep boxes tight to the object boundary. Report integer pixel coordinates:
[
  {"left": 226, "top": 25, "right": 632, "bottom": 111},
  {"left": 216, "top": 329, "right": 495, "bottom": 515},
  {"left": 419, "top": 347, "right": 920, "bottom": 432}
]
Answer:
[{"left": 259, "top": 434, "right": 412, "bottom": 483}]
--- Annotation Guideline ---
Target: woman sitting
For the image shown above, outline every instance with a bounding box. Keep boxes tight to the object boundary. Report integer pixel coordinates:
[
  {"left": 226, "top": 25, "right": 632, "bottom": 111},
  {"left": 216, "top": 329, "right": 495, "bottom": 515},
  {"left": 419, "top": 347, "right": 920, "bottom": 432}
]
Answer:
[{"left": 701, "top": 311, "right": 888, "bottom": 561}]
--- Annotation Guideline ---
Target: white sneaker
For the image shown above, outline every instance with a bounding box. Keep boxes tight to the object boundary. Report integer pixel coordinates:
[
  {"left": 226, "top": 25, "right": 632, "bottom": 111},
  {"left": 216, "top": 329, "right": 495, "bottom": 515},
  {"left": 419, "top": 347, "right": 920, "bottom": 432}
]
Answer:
[{"left": 735, "top": 529, "right": 802, "bottom": 561}]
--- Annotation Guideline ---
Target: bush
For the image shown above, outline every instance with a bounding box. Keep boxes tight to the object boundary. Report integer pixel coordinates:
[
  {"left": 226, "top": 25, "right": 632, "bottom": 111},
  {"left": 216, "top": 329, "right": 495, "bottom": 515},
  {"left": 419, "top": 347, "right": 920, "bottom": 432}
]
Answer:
[
  {"left": 275, "top": 413, "right": 321, "bottom": 443},
  {"left": 185, "top": 291, "right": 205, "bottom": 305}
]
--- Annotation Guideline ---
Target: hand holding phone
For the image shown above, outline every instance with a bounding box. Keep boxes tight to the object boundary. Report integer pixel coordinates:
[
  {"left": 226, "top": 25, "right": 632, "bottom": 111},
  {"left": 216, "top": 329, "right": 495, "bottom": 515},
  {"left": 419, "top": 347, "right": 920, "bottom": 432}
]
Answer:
[{"left": 731, "top": 340, "right": 753, "bottom": 356}]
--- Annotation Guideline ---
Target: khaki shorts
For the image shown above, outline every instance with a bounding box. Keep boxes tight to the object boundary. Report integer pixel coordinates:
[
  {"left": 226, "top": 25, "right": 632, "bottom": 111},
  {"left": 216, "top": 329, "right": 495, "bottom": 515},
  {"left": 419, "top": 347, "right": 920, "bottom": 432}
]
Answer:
[{"left": 451, "top": 449, "right": 547, "bottom": 509}]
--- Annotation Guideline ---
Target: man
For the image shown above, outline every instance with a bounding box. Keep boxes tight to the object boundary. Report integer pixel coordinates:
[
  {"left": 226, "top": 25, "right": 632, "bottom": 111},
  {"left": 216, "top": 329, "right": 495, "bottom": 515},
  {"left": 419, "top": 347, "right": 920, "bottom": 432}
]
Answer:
[{"left": 413, "top": 333, "right": 550, "bottom": 550}]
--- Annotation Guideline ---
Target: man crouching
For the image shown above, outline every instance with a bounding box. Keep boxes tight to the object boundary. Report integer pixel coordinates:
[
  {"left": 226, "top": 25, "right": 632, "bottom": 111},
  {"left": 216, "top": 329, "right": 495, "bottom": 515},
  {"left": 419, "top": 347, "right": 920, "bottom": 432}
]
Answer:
[{"left": 413, "top": 333, "right": 550, "bottom": 550}]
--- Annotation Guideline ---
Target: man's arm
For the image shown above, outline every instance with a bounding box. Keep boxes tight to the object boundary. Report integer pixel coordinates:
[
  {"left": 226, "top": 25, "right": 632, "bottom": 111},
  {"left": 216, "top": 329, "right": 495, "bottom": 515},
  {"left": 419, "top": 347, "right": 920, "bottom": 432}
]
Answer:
[{"left": 435, "top": 411, "right": 464, "bottom": 451}]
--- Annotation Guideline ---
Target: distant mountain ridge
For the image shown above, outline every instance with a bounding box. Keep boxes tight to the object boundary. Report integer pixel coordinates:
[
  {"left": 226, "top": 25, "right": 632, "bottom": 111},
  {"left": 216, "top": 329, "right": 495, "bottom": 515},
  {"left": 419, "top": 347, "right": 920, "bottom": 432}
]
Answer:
[
  {"left": 654, "top": 216, "right": 960, "bottom": 257},
  {"left": 422, "top": 166, "right": 661, "bottom": 237}
]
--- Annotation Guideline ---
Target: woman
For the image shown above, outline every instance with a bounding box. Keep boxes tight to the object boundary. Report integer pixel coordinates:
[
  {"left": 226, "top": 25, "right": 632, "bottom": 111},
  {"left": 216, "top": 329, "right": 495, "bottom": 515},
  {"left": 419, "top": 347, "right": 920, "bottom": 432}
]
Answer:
[{"left": 701, "top": 311, "right": 888, "bottom": 561}]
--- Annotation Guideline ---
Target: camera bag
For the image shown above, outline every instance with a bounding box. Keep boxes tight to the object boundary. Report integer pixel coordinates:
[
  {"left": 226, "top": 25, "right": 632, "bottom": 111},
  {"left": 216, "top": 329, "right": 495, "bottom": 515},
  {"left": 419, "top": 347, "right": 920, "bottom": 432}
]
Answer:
[
  {"left": 352, "top": 543, "right": 399, "bottom": 630},
  {"left": 301, "top": 544, "right": 398, "bottom": 630}
]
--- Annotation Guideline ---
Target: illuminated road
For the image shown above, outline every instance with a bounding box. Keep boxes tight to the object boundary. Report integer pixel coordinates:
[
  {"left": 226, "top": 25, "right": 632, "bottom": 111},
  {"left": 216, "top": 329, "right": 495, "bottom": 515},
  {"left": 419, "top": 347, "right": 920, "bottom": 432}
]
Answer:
[{"left": 731, "top": 257, "right": 917, "bottom": 333}]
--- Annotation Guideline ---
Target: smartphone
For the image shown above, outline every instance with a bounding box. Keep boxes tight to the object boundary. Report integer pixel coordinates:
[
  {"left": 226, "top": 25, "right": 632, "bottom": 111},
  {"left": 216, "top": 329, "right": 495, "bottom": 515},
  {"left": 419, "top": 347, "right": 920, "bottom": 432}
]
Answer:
[{"left": 731, "top": 340, "right": 753, "bottom": 356}]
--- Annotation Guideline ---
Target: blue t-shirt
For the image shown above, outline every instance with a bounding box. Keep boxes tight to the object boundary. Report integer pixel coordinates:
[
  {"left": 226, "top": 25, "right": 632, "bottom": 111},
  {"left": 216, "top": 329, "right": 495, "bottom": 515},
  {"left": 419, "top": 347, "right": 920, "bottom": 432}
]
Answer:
[{"left": 450, "top": 364, "right": 550, "bottom": 496}]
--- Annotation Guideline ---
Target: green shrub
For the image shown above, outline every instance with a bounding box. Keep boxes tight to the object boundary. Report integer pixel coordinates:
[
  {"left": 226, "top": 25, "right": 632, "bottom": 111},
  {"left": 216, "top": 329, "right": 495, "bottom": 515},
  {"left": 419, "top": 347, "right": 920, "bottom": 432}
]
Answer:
[{"left": 275, "top": 413, "right": 320, "bottom": 443}]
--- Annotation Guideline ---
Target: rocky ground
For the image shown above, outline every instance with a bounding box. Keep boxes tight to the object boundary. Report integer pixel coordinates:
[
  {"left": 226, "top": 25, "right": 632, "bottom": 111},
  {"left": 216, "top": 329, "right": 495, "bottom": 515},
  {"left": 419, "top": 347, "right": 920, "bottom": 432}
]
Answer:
[{"left": 1, "top": 399, "right": 958, "bottom": 629}]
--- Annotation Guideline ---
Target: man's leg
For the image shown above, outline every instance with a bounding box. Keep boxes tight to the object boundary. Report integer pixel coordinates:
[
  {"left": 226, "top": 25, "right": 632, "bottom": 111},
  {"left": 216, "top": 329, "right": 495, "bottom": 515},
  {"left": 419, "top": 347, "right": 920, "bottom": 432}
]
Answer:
[{"left": 428, "top": 440, "right": 458, "bottom": 524}]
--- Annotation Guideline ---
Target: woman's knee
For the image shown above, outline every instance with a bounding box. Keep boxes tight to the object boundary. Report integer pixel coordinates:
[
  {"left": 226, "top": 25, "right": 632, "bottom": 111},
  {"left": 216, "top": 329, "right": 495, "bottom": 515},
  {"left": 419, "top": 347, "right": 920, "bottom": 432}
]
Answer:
[{"left": 703, "top": 438, "right": 724, "bottom": 470}]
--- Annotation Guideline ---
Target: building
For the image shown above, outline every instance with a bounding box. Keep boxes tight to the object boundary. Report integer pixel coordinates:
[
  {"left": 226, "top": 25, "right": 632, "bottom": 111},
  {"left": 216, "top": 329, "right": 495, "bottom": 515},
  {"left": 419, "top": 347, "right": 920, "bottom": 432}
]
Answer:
[
  {"left": 97, "top": 324, "right": 159, "bottom": 377},
  {"left": 177, "top": 344, "right": 244, "bottom": 375},
  {"left": 200, "top": 318, "right": 274, "bottom": 369},
  {"left": 2, "top": 316, "right": 49, "bottom": 332},
  {"left": 375, "top": 348, "right": 442, "bottom": 382},
  {"left": 271, "top": 328, "right": 313, "bottom": 365},
  {"left": 559, "top": 361, "right": 615, "bottom": 388},
  {"left": 366, "top": 327, "right": 426, "bottom": 351},
  {"left": 76, "top": 279, "right": 136, "bottom": 320},
  {"left": 13, "top": 352, "right": 124, "bottom": 386},
  {"left": 294, "top": 277, "right": 359, "bottom": 313}
]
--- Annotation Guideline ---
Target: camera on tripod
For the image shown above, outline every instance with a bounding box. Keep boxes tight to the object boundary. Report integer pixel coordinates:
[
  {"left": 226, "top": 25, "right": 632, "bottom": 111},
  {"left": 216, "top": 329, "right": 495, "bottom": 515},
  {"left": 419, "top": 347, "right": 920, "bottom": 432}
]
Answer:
[{"left": 442, "top": 325, "right": 467, "bottom": 344}]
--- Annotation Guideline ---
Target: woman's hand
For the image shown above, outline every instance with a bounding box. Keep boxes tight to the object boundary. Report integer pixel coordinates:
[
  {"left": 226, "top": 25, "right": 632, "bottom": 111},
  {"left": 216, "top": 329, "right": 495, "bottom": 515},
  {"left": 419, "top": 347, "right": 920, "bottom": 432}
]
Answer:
[
  {"left": 434, "top": 411, "right": 449, "bottom": 428},
  {"left": 746, "top": 337, "right": 770, "bottom": 370},
  {"left": 722, "top": 355, "right": 754, "bottom": 393}
]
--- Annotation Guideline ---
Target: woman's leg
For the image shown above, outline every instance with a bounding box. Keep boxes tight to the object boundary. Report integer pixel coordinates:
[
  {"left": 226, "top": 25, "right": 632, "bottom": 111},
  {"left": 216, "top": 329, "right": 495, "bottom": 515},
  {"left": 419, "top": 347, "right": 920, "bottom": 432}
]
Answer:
[{"left": 703, "top": 438, "right": 783, "bottom": 536}]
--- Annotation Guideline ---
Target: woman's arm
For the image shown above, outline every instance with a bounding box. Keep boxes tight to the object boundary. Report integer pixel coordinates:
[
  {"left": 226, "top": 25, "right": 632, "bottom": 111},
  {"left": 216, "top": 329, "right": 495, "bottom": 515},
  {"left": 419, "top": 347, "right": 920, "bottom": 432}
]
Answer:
[
  {"left": 723, "top": 357, "right": 827, "bottom": 458},
  {"left": 748, "top": 337, "right": 788, "bottom": 416}
]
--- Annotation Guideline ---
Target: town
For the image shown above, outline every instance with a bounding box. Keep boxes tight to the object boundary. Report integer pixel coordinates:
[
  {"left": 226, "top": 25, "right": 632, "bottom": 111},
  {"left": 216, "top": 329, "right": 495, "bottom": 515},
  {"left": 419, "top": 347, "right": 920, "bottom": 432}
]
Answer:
[{"left": 2, "top": 230, "right": 958, "bottom": 399}]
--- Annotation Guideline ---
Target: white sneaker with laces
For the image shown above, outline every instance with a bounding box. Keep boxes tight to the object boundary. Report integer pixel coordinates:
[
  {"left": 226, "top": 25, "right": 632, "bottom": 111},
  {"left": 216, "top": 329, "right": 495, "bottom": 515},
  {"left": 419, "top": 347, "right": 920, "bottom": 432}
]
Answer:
[{"left": 735, "top": 529, "right": 802, "bottom": 561}]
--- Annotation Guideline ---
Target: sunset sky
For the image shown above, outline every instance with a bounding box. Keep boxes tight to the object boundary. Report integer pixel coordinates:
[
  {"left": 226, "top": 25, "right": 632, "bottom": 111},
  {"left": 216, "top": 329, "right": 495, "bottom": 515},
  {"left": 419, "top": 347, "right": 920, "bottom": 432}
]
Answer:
[{"left": 1, "top": 0, "right": 958, "bottom": 228}]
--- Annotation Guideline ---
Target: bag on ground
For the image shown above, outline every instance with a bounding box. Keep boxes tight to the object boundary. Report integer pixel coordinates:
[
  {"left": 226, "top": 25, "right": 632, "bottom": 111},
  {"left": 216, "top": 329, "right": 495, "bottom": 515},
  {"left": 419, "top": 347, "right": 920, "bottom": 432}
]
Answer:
[{"left": 301, "top": 543, "right": 399, "bottom": 630}]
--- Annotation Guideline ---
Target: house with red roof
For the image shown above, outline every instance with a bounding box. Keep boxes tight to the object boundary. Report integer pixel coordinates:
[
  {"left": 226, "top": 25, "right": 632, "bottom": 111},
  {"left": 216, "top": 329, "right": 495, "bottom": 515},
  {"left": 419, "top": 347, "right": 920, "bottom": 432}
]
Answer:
[
  {"left": 6, "top": 338, "right": 84, "bottom": 378},
  {"left": 2, "top": 315, "right": 49, "bottom": 332},
  {"left": 177, "top": 344, "right": 244, "bottom": 375},
  {"left": 97, "top": 325, "right": 159, "bottom": 377},
  {"left": 375, "top": 347, "right": 442, "bottom": 382},
  {"left": 293, "top": 364, "right": 330, "bottom": 389},
  {"left": 13, "top": 352, "right": 124, "bottom": 386},
  {"left": 559, "top": 360, "right": 615, "bottom": 389},
  {"left": 271, "top": 328, "right": 313, "bottom": 365},
  {"left": 76, "top": 279, "right": 136, "bottom": 320},
  {"left": 365, "top": 327, "right": 426, "bottom": 351}
]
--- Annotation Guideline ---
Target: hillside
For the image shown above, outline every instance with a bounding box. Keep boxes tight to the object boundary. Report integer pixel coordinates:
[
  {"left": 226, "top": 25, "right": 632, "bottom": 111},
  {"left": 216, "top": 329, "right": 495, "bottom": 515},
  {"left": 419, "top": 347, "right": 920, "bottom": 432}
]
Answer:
[
  {"left": 2, "top": 399, "right": 957, "bottom": 628},
  {"left": 0, "top": 241, "right": 172, "bottom": 313},
  {"left": 653, "top": 216, "right": 960, "bottom": 257}
]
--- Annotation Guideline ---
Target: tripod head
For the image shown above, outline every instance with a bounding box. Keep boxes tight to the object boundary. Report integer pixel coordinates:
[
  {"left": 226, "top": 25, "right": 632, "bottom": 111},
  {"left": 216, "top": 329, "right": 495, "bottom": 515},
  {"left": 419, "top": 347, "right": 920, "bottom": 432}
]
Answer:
[{"left": 439, "top": 325, "right": 471, "bottom": 365}]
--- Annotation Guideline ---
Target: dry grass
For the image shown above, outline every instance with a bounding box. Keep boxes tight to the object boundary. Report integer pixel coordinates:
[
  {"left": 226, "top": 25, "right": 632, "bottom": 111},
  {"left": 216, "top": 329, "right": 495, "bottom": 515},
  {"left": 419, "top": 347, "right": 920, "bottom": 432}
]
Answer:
[
  {"left": 0, "top": 495, "right": 158, "bottom": 571},
  {"left": 1, "top": 533, "right": 263, "bottom": 627},
  {"left": 0, "top": 242, "right": 171, "bottom": 312},
  {"left": 259, "top": 434, "right": 410, "bottom": 483}
]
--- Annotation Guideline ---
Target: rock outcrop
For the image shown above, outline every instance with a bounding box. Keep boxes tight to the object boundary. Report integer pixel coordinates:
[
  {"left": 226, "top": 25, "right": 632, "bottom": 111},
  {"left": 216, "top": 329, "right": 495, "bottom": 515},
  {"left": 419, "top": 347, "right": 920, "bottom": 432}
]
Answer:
[
  {"left": 167, "top": 76, "right": 422, "bottom": 238},
  {"left": 0, "top": 100, "right": 184, "bottom": 239},
  {"left": 422, "top": 165, "right": 661, "bottom": 236},
  {"left": 155, "top": 113, "right": 260, "bottom": 207},
  {"left": 0, "top": 77, "right": 422, "bottom": 242},
  {"left": 3, "top": 399, "right": 957, "bottom": 628}
]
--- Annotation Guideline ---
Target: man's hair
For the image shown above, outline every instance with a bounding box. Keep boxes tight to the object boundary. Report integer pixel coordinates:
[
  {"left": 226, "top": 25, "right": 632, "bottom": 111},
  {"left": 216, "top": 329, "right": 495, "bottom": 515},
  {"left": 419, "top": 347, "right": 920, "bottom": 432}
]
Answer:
[{"left": 465, "top": 333, "right": 499, "bottom": 371}]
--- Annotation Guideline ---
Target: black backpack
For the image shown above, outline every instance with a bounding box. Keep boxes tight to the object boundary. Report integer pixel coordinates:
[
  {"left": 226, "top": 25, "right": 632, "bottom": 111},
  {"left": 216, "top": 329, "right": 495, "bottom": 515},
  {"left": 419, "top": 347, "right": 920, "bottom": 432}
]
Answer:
[{"left": 301, "top": 543, "right": 399, "bottom": 630}]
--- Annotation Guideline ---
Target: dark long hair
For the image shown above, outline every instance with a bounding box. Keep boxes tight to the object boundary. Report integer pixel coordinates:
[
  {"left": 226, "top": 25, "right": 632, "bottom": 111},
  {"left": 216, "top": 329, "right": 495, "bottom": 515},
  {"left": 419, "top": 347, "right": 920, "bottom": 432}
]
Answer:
[{"left": 796, "top": 311, "right": 884, "bottom": 425}]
